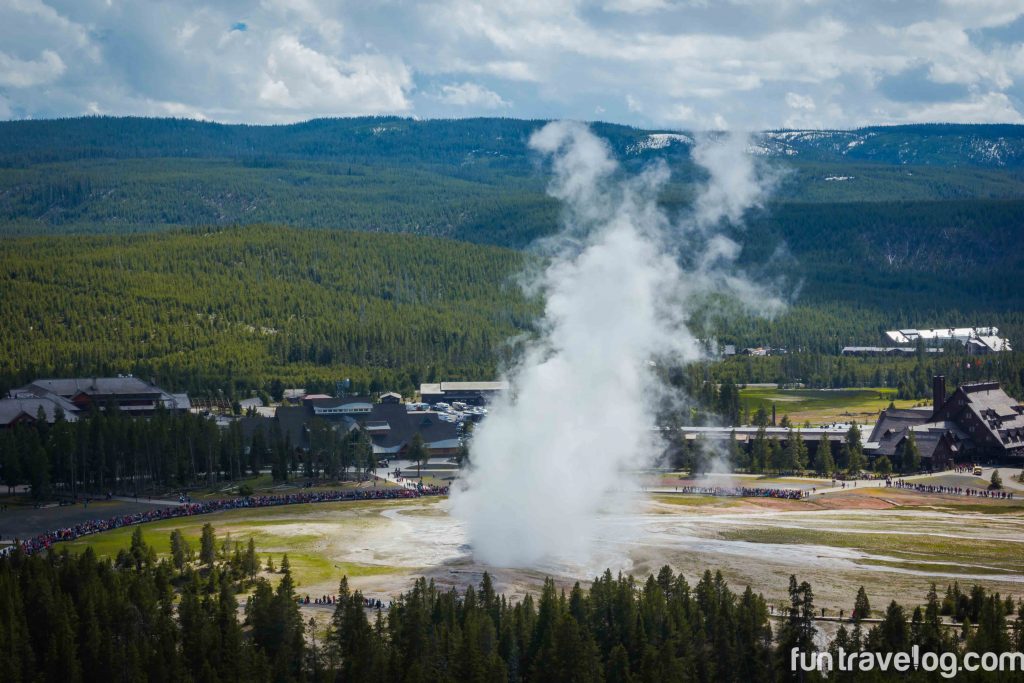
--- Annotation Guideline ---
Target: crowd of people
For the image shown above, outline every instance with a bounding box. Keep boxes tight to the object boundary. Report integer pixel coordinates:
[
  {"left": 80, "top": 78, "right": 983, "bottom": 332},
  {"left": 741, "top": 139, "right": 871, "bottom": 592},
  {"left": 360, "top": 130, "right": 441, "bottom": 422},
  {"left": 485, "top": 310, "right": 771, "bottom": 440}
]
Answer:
[
  {"left": 297, "top": 593, "right": 388, "bottom": 609},
  {"left": 674, "top": 485, "right": 808, "bottom": 500},
  {"left": 885, "top": 479, "right": 1015, "bottom": 499},
  {"left": 6, "top": 485, "right": 449, "bottom": 557}
]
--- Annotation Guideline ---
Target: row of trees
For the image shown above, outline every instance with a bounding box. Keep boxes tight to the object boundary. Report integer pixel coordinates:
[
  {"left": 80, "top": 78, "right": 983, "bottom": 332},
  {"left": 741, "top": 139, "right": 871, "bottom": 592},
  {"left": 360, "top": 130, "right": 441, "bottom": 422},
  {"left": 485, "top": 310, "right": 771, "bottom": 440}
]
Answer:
[
  {"left": 2, "top": 527, "right": 1022, "bottom": 682},
  {"left": 0, "top": 403, "right": 386, "bottom": 499},
  {"left": 709, "top": 351, "right": 1024, "bottom": 402},
  {"left": 670, "top": 424, "right": 881, "bottom": 477},
  {"left": 0, "top": 395, "right": 925, "bottom": 500}
]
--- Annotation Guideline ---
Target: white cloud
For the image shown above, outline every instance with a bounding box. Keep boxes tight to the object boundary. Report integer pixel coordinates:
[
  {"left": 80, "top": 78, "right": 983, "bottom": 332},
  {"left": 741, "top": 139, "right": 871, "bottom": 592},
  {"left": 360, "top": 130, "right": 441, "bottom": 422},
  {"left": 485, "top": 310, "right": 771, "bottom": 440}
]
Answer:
[
  {"left": 0, "top": 0, "right": 1021, "bottom": 126},
  {"left": 785, "top": 92, "right": 815, "bottom": 110},
  {"left": 259, "top": 35, "right": 412, "bottom": 114},
  {"left": 603, "top": 0, "right": 672, "bottom": 13},
  {"left": 894, "top": 91, "right": 1024, "bottom": 123},
  {"left": 0, "top": 49, "right": 65, "bottom": 87},
  {"left": 437, "top": 81, "right": 510, "bottom": 108},
  {"left": 893, "top": 20, "right": 1019, "bottom": 89},
  {"left": 478, "top": 60, "right": 539, "bottom": 82}
]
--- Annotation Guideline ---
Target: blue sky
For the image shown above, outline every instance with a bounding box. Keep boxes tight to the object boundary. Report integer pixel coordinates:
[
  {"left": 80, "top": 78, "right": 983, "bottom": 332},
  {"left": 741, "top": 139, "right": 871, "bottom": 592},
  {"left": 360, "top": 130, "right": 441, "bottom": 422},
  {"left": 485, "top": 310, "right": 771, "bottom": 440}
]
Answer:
[{"left": 1, "top": 0, "right": 1023, "bottom": 129}]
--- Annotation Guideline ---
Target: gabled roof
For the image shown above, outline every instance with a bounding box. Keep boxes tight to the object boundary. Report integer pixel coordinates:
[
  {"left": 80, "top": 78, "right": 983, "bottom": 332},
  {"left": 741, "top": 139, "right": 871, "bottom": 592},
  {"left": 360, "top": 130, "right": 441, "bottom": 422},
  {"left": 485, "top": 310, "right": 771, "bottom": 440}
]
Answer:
[
  {"left": 867, "top": 407, "right": 932, "bottom": 443},
  {"left": 307, "top": 395, "right": 372, "bottom": 408},
  {"left": 360, "top": 403, "right": 459, "bottom": 449},
  {"left": 872, "top": 422, "right": 960, "bottom": 459},
  {"left": 275, "top": 406, "right": 311, "bottom": 448},
  {"left": 0, "top": 396, "right": 79, "bottom": 426},
  {"left": 957, "top": 383, "right": 1024, "bottom": 448},
  {"left": 21, "top": 377, "right": 166, "bottom": 397}
]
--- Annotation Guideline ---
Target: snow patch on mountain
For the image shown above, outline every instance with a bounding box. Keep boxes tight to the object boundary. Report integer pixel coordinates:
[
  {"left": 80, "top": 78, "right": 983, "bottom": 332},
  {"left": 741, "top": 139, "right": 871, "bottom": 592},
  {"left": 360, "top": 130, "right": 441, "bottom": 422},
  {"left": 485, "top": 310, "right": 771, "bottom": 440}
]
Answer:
[{"left": 627, "top": 132, "right": 694, "bottom": 154}]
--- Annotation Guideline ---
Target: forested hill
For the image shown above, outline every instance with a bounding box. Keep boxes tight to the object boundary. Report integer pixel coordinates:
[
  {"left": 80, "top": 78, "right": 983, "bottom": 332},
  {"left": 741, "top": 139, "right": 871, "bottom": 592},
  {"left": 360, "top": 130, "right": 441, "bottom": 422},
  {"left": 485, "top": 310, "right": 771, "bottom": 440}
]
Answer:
[
  {"left": 2, "top": 222, "right": 1022, "bottom": 399},
  {"left": 2, "top": 117, "right": 1024, "bottom": 246},
  {"left": 1, "top": 117, "right": 1024, "bottom": 396},
  {"left": 0, "top": 226, "right": 534, "bottom": 396},
  {"left": 4, "top": 117, "right": 1024, "bottom": 168}
]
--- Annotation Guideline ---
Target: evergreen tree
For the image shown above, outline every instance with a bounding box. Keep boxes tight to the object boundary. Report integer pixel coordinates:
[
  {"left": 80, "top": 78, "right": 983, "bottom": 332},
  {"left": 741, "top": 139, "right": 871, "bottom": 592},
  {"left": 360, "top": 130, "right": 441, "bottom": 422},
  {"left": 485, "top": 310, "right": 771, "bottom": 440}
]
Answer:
[
  {"left": 751, "top": 426, "right": 769, "bottom": 473},
  {"left": 868, "top": 601, "right": 910, "bottom": 654},
  {"left": 895, "top": 431, "right": 922, "bottom": 473},
  {"left": 200, "top": 523, "right": 216, "bottom": 566},
  {"left": 845, "top": 423, "right": 866, "bottom": 475},
  {"left": 853, "top": 586, "right": 871, "bottom": 621},
  {"left": 407, "top": 432, "right": 428, "bottom": 480},
  {"left": 169, "top": 529, "right": 188, "bottom": 570},
  {"left": 244, "top": 537, "right": 259, "bottom": 581},
  {"left": 815, "top": 434, "right": 835, "bottom": 476},
  {"left": 873, "top": 455, "right": 893, "bottom": 476}
]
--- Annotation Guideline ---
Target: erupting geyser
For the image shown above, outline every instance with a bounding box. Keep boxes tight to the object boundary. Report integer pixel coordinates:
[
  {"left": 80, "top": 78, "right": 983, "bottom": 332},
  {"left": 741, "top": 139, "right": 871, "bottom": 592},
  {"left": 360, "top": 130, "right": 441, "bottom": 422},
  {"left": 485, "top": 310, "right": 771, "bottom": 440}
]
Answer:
[{"left": 451, "top": 122, "right": 778, "bottom": 568}]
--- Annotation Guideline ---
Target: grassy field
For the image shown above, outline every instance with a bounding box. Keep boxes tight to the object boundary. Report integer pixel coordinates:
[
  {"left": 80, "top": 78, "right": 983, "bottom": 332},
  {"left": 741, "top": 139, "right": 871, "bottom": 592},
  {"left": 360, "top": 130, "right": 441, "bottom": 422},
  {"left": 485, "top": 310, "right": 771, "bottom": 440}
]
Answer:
[
  {"left": 56, "top": 500, "right": 413, "bottom": 591},
  {"left": 740, "top": 386, "right": 921, "bottom": 425},
  {"left": 45, "top": 486, "right": 1024, "bottom": 615}
]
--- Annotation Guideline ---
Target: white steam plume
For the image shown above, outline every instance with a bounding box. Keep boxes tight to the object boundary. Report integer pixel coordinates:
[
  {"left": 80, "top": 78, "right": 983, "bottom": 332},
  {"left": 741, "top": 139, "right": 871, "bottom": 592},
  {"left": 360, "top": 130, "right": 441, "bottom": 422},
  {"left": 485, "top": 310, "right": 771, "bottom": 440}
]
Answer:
[{"left": 451, "top": 122, "right": 777, "bottom": 568}]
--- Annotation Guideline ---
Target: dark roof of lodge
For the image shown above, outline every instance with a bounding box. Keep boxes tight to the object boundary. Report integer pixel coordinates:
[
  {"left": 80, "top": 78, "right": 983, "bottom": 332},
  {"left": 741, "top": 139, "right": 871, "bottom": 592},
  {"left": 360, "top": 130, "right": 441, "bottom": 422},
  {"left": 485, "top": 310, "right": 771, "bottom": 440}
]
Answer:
[
  {"left": 305, "top": 395, "right": 372, "bottom": 408},
  {"left": 871, "top": 423, "right": 960, "bottom": 458},
  {"left": 274, "top": 406, "right": 313, "bottom": 448},
  {"left": 257, "top": 400, "right": 457, "bottom": 452},
  {"left": 841, "top": 346, "right": 942, "bottom": 355},
  {"left": 866, "top": 407, "right": 933, "bottom": 443},
  {"left": 957, "top": 382, "right": 1024, "bottom": 447},
  {"left": 361, "top": 403, "right": 459, "bottom": 449},
  {"left": 0, "top": 396, "right": 80, "bottom": 425},
  {"left": 908, "top": 431, "right": 947, "bottom": 460},
  {"left": 19, "top": 377, "right": 167, "bottom": 397},
  {"left": 420, "top": 381, "right": 509, "bottom": 395}
]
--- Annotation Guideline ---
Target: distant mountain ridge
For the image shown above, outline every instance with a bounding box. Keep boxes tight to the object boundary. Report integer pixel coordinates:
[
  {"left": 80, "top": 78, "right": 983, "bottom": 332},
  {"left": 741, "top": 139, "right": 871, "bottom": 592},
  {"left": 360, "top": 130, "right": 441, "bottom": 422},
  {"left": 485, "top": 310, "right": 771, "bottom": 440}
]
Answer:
[
  {"left": 2, "top": 117, "right": 1023, "bottom": 168},
  {"left": 750, "top": 125, "right": 1024, "bottom": 167},
  {"left": 0, "top": 117, "right": 1021, "bottom": 310}
]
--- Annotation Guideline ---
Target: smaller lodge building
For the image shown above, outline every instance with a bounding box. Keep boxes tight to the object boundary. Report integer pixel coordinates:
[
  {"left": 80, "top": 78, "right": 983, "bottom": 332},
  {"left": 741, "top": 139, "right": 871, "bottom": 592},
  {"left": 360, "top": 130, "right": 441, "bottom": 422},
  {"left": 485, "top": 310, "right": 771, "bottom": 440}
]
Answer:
[
  {"left": 0, "top": 377, "right": 190, "bottom": 428},
  {"left": 264, "top": 391, "right": 462, "bottom": 459}
]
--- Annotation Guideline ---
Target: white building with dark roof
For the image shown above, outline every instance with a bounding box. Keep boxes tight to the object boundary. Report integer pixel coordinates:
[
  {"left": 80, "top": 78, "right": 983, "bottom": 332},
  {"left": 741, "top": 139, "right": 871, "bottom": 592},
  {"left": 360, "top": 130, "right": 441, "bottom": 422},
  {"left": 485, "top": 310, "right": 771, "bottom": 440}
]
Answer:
[
  {"left": 419, "top": 381, "right": 508, "bottom": 406},
  {"left": 884, "top": 327, "right": 1011, "bottom": 353}
]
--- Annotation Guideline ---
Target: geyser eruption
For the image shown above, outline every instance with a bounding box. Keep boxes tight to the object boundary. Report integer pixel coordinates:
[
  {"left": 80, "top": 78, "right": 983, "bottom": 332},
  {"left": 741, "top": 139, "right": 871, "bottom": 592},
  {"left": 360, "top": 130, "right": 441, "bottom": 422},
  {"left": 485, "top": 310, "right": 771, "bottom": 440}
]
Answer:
[{"left": 451, "top": 122, "right": 775, "bottom": 568}]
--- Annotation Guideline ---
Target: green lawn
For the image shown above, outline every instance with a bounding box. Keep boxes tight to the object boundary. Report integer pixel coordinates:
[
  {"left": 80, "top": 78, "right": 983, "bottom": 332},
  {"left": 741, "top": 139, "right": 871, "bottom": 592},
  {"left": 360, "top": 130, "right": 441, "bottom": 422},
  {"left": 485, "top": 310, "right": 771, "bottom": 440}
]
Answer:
[
  {"left": 56, "top": 500, "right": 412, "bottom": 590},
  {"left": 740, "top": 386, "right": 921, "bottom": 426}
]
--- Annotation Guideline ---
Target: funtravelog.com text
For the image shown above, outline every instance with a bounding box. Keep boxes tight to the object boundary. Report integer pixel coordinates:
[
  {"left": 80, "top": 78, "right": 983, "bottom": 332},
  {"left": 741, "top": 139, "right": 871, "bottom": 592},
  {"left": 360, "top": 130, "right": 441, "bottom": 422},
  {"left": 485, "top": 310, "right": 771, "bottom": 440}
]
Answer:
[{"left": 792, "top": 646, "right": 1024, "bottom": 679}]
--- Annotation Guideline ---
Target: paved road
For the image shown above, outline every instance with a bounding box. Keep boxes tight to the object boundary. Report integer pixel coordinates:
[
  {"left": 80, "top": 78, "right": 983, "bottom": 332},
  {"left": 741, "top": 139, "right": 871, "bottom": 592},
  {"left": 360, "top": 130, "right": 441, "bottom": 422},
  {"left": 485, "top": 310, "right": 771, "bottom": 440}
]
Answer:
[{"left": 992, "top": 467, "right": 1024, "bottom": 491}]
